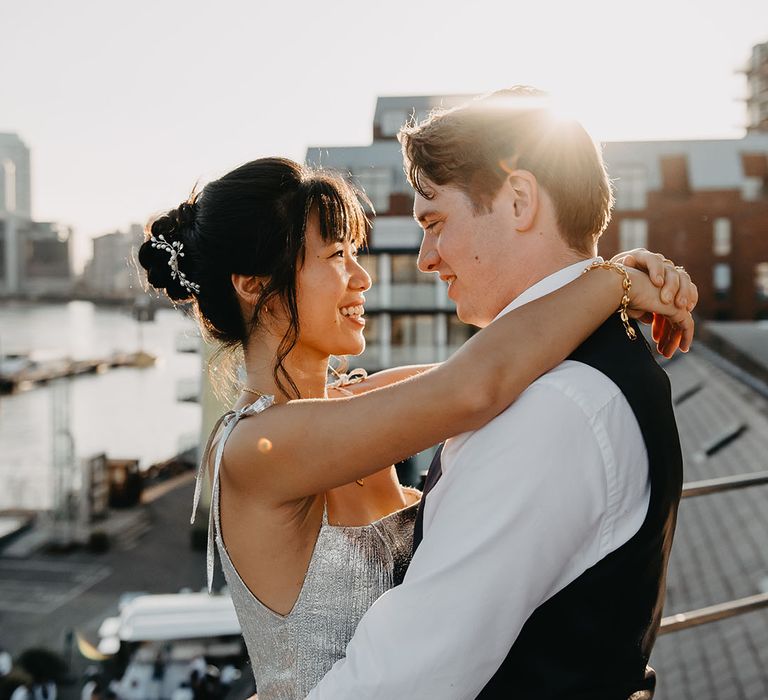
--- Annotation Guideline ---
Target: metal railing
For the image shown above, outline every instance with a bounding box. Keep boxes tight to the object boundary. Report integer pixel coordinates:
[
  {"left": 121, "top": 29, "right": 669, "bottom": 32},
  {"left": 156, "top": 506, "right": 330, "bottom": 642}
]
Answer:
[
  {"left": 659, "top": 470, "right": 768, "bottom": 634},
  {"left": 679, "top": 470, "right": 768, "bottom": 499}
]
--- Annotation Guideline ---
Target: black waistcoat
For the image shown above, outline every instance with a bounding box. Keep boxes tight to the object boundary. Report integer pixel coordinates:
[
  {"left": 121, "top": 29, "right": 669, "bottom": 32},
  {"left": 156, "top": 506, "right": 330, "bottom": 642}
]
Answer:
[
  {"left": 414, "top": 316, "right": 683, "bottom": 700},
  {"left": 479, "top": 316, "right": 682, "bottom": 699}
]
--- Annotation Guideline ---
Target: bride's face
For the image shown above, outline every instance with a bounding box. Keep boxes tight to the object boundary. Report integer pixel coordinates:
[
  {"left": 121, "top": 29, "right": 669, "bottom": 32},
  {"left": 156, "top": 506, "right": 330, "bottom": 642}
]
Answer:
[{"left": 293, "top": 216, "right": 371, "bottom": 359}]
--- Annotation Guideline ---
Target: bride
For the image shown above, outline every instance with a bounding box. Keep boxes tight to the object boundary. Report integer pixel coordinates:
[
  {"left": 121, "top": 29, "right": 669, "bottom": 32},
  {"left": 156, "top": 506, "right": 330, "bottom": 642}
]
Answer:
[{"left": 138, "top": 157, "right": 695, "bottom": 700}]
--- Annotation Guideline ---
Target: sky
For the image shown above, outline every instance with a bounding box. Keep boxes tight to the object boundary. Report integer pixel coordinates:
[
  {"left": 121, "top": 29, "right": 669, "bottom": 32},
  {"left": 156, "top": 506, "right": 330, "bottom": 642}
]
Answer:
[{"left": 3, "top": 0, "right": 768, "bottom": 271}]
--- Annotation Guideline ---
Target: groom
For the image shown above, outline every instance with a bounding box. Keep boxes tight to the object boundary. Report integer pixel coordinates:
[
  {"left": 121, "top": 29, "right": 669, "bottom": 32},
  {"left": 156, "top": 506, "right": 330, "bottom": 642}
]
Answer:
[{"left": 306, "top": 88, "right": 684, "bottom": 699}]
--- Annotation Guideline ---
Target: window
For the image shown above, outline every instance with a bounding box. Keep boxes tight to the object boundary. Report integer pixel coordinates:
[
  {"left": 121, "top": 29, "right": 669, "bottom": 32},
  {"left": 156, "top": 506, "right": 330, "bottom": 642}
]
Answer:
[
  {"left": 713, "top": 263, "right": 731, "bottom": 298},
  {"left": 381, "top": 110, "right": 408, "bottom": 137},
  {"left": 448, "top": 316, "right": 475, "bottom": 346},
  {"left": 361, "top": 315, "right": 380, "bottom": 343},
  {"left": 756, "top": 262, "right": 768, "bottom": 300},
  {"left": 391, "top": 315, "right": 435, "bottom": 347},
  {"left": 354, "top": 168, "right": 391, "bottom": 213},
  {"left": 358, "top": 253, "right": 378, "bottom": 285},
  {"left": 713, "top": 218, "right": 731, "bottom": 256},
  {"left": 618, "top": 219, "right": 648, "bottom": 250},
  {"left": 392, "top": 254, "right": 430, "bottom": 284},
  {"left": 612, "top": 166, "right": 647, "bottom": 210},
  {"left": 742, "top": 177, "right": 763, "bottom": 201}
]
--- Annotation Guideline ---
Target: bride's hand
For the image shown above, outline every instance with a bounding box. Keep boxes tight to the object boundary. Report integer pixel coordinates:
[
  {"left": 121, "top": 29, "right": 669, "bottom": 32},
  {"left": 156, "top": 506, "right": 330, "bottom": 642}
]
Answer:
[
  {"left": 612, "top": 249, "right": 698, "bottom": 357},
  {"left": 611, "top": 248, "right": 698, "bottom": 314},
  {"left": 624, "top": 266, "right": 694, "bottom": 357}
]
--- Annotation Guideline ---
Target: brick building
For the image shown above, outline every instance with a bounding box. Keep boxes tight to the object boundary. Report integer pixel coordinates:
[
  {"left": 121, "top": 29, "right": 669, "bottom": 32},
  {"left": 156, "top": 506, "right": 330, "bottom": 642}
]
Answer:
[{"left": 600, "top": 135, "right": 768, "bottom": 320}]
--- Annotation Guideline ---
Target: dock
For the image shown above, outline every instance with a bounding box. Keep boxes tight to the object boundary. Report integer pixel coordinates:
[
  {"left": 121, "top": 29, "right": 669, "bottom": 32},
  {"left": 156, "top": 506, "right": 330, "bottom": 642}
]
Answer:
[{"left": 0, "top": 351, "right": 156, "bottom": 394}]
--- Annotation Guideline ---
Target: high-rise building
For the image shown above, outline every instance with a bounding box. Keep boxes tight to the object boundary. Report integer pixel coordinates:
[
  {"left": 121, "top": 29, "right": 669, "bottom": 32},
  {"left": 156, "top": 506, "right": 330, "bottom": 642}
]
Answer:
[
  {"left": 0, "top": 132, "right": 32, "bottom": 219},
  {"left": 746, "top": 40, "right": 768, "bottom": 132},
  {"left": 0, "top": 133, "right": 72, "bottom": 296}
]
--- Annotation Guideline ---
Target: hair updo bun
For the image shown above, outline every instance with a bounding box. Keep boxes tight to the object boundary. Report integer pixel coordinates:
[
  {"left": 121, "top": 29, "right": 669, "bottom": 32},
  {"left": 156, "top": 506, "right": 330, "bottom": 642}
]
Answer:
[
  {"left": 137, "top": 157, "right": 369, "bottom": 398},
  {"left": 138, "top": 198, "right": 200, "bottom": 302}
]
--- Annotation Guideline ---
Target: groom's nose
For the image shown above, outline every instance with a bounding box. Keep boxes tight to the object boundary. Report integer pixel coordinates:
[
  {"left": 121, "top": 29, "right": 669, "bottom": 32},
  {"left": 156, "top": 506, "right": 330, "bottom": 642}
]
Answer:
[{"left": 418, "top": 239, "right": 440, "bottom": 272}]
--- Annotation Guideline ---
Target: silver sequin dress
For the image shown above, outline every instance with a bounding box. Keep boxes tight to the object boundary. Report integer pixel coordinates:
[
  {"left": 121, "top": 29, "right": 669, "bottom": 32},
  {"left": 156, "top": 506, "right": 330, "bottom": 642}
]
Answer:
[{"left": 191, "top": 396, "right": 419, "bottom": 700}]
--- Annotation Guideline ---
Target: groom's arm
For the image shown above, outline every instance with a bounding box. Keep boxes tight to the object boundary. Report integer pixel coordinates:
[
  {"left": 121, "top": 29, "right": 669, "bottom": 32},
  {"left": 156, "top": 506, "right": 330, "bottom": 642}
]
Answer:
[{"left": 306, "top": 371, "right": 647, "bottom": 699}]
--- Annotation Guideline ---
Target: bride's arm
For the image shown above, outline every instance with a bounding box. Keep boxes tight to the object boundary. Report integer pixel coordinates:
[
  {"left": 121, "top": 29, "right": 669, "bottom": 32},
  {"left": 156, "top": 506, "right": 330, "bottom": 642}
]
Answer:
[
  {"left": 224, "top": 265, "right": 693, "bottom": 502},
  {"left": 329, "top": 250, "right": 698, "bottom": 399}
]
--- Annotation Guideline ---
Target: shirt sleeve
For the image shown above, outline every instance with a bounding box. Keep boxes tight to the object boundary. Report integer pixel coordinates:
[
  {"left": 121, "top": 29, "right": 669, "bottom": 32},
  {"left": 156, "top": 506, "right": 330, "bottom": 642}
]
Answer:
[{"left": 305, "top": 379, "right": 620, "bottom": 700}]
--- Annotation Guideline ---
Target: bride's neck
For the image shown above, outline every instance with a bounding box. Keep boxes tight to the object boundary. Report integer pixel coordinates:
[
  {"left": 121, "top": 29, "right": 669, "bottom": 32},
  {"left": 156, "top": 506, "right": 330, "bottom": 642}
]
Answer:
[{"left": 243, "top": 334, "right": 328, "bottom": 401}]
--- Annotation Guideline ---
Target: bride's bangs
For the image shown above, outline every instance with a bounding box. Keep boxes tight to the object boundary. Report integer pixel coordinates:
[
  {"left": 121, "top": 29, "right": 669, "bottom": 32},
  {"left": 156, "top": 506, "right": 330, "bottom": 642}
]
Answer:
[{"left": 307, "top": 174, "right": 370, "bottom": 250}]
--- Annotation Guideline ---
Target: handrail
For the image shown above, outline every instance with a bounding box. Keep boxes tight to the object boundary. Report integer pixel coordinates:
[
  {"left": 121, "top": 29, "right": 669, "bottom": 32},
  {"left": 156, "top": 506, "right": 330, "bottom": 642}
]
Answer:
[
  {"left": 660, "top": 592, "right": 768, "bottom": 634},
  {"left": 681, "top": 470, "right": 768, "bottom": 498},
  {"left": 660, "top": 471, "right": 768, "bottom": 633}
]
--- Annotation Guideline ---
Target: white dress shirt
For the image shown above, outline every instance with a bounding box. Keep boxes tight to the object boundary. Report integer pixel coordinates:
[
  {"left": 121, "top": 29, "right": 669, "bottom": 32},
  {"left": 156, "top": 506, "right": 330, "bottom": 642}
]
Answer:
[{"left": 306, "top": 258, "right": 650, "bottom": 700}]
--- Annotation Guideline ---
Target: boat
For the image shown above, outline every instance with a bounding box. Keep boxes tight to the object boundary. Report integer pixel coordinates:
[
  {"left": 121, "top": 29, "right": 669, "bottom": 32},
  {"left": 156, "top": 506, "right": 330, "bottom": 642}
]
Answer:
[{"left": 91, "top": 591, "right": 250, "bottom": 700}]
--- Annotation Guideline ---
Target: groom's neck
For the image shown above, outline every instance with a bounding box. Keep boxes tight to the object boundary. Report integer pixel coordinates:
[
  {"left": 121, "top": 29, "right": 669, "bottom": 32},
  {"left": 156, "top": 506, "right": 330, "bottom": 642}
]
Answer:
[{"left": 504, "top": 245, "right": 596, "bottom": 306}]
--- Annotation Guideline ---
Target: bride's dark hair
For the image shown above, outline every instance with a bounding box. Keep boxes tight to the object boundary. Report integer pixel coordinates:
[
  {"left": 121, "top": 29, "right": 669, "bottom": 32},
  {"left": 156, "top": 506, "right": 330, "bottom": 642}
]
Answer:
[{"left": 138, "top": 157, "right": 369, "bottom": 399}]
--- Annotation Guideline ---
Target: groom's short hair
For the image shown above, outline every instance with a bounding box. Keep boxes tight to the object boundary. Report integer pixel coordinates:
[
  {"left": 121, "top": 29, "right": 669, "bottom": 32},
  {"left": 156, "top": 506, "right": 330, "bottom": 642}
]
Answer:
[{"left": 399, "top": 86, "right": 614, "bottom": 256}]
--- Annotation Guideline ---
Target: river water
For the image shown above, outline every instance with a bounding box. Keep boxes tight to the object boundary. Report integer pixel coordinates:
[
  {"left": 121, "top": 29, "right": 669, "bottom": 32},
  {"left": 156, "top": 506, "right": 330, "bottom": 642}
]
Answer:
[{"left": 0, "top": 301, "right": 202, "bottom": 510}]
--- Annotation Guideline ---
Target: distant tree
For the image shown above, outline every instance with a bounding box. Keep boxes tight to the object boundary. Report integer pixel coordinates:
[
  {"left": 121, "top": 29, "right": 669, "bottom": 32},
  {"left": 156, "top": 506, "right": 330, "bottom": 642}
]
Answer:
[{"left": 15, "top": 649, "right": 67, "bottom": 684}]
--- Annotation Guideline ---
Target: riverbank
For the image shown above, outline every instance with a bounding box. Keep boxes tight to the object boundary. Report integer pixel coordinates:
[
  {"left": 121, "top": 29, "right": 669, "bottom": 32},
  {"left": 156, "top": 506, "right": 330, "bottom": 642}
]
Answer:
[{"left": 0, "top": 301, "right": 201, "bottom": 511}]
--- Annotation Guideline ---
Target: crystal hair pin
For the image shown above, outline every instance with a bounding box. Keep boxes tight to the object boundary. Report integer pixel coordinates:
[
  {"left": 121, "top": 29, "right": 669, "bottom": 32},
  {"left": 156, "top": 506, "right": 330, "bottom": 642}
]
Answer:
[{"left": 149, "top": 234, "right": 201, "bottom": 295}]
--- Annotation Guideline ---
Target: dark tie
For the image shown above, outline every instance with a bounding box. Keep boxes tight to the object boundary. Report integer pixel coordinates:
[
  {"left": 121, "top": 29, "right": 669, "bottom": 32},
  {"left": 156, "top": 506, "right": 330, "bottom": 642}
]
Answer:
[{"left": 412, "top": 444, "right": 444, "bottom": 554}]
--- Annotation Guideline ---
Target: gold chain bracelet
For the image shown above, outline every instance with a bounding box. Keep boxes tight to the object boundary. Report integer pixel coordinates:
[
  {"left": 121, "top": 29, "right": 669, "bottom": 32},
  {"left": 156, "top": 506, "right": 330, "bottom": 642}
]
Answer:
[{"left": 582, "top": 261, "right": 637, "bottom": 341}]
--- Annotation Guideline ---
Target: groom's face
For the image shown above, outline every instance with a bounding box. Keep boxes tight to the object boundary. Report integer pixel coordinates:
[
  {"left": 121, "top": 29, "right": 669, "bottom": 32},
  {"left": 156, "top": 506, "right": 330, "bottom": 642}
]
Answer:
[{"left": 414, "top": 180, "right": 522, "bottom": 328}]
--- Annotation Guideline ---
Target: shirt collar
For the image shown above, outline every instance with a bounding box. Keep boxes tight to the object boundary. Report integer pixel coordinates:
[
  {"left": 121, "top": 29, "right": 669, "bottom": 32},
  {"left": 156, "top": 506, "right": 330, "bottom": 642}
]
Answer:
[{"left": 492, "top": 257, "right": 601, "bottom": 322}]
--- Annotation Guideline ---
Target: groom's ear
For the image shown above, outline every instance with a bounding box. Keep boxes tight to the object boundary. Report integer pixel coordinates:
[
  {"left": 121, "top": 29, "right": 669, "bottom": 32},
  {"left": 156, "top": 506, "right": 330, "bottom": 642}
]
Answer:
[{"left": 500, "top": 168, "right": 539, "bottom": 233}]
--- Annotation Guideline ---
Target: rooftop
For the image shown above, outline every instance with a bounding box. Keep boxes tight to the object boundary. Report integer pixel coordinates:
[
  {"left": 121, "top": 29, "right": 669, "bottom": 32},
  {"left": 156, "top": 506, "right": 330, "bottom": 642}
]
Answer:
[
  {"left": 603, "top": 133, "right": 768, "bottom": 190},
  {"left": 651, "top": 325, "right": 768, "bottom": 700}
]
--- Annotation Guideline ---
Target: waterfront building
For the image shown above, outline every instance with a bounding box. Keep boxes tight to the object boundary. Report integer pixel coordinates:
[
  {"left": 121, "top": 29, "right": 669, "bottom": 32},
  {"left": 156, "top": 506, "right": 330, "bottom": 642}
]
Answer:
[
  {"left": 82, "top": 224, "right": 144, "bottom": 298},
  {"left": 0, "top": 133, "right": 32, "bottom": 219},
  {"left": 0, "top": 132, "right": 33, "bottom": 295},
  {"left": 306, "top": 95, "right": 478, "bottom": 377},
  {"left": 0, "top": 133, "right": 73, "bottom": 297},
  {"left": 0, "top": 218, "right": 73, "bottom": 297}
]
